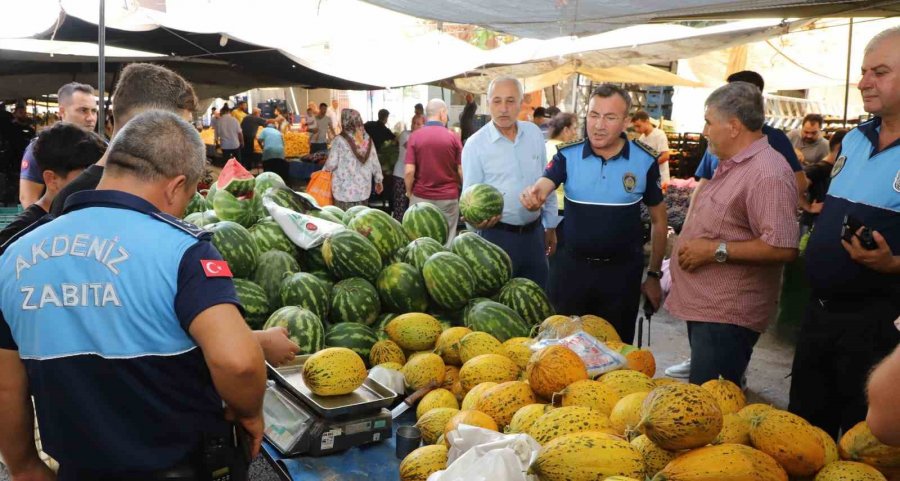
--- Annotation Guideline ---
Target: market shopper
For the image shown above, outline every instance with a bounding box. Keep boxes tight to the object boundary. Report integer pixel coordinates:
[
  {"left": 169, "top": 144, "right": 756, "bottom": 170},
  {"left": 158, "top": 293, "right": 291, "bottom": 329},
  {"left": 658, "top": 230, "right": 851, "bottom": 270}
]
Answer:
[
  {"left": 788, "top": 113, "right": 830, "bottom": 164},
  {"left": 392, "top": 114, "right": 425, "bottom": 220},
  {"left": 240, "top": 107, "right": 267, "bottom": 171},
  {"left": 532, "top": 106, "right": 551, "bottom": 137},
  {"left": 544, "top": 112, "right": 577, "bottom": 208},
  {"left": 364, "top": 108, "right": 397, "bottom": 154},
  {"left": 232, "top": 100, "right": 249, "bottom": 123},
  {"left": 521, "top": 85, "right": 666, "bottom": 344},
  {"left": 216, "top": 104, "right": 244, "bottom": 166},
  {"left": 665, "top": 81, "right": 800, "bottom": 386},
  {"left": 19, "top": 82, "right": 98, "bottom": 208},
  {"left": 799, "top": 129, "right": 847, "bottom": 230},
  {"left": 460, "top": 93, "right": 478, "bottom": 145},
  {"left": 789, "top": 27, "right": 900, "bottom": 439},
  {"left": 0, "top": 110, "right": 266, "bottom": 481},
  {"left": 309, "top": 102, "right": 335, "bottom": 154},
  {"left": 324, "top": 108, "right": 384, "bottom": 210},
  {"left": 462, "top": 76, "right": 559, "bottom": 288},
  {"left": 631, "top": 110, "right": 671, "bottom": 190},
  {"left": 258, "top": 121, "right": 288, "bottom": 180},
  {"left": 406, "top": 99, "right": 464, "bottom": 243}
]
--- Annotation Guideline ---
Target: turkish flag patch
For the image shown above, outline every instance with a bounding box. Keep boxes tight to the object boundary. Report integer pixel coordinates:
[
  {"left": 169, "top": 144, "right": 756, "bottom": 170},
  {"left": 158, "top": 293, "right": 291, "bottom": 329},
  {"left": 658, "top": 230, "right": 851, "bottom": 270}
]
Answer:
[{"left": 201, "top": 259, "right": 233, "bottom": 278}]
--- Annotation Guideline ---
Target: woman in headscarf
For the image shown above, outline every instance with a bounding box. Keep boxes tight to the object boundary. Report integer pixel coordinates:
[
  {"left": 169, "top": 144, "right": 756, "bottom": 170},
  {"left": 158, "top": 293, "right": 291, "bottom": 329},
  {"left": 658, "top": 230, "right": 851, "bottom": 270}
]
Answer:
[{"left": 323, "top": 108, "right": 383, "bottom": 210}]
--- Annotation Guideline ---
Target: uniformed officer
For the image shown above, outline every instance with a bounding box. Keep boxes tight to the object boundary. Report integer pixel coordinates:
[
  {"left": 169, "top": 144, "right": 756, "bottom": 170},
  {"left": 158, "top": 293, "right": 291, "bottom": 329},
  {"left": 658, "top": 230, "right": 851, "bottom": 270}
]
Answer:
[
  {"left": 0, "top": 110, "right": 266, "bottom": 481},
  {"left": 789, "top": 26, "right": 900, "bottom": 440},
  {"left": 521, "top": 84, "right": 667, "bottom": 344}
]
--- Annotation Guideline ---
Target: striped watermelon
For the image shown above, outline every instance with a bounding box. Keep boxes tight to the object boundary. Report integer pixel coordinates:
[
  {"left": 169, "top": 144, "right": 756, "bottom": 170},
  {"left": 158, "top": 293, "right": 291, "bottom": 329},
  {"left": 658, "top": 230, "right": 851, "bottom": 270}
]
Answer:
[
  {"left": 376, "top": 262, "right": 429, "bottom": 313},
  {"left": 322, "top": 229, "right": 382, "bottom": 282},
  {"left": 331, "top": 278, "right": 381, "bottom": 325},
  {"left": 233, "top": 278, "right": 269, "bottom": 329},
  {"left": 184, "top": 210, "right": 219, "bottom": 227},
  {"left": 430, "top": 309, "right": 463, "bottom": 329},
  {"left": 497, "top": 277, "right": 554, "bottom": 326},
  {"left": 348, "top": 208, "right": 408, "bottom": 260},
  {"left": 218, "top": 158, "right": 255, "bottom": 196},
  {"left": 324, "top": 323, "right": 379, "bottom": 363},
  {"left": 403, "top": 202, "right": 449, "bottom": 245},
  {"left": 263, "top": 306, "right": 324, "bottom": 354},
  {"left": 459, "top": 183, "right": 503, "bottom": 226},
  {"left": 462, "top": 297, "right": 493, "bottom": 324},
  {"left": 422, "top": 251, "right": 475, "bottom": 310},
  {"left": 254, "top": 171, "right": 286, "bottom": 198},
  {"left": 205, "top": 221, "right": 259, "bottom": 278},
  {"left": 463, "top": 300, "right": 530, "bottom": 341},
  {"left": 250, "top": 217, "right": 298, "bottom": 256},
  {"left": 184, "top": 192, "right": 210, "bottom": 217},
  {"left": 310, "top": 270, "right": 335, "bottom": 286},
  {"left": 373, "top": 313, "right": 398, "bottom": 341},
  {"left": 252, "top": 250, "right": 300, "bottom": 305},
  {"left": 450, "top": 232, "right": 513, "bottom": 296},
  {"left": 263, "top": 186, "right": 315, "bottom": 213},
  {"left": 213, "top": 189, "right": 257, "bottom": 228},
  {"left": 206, "top": 182, "right": 219, "bottom": 204},
  {"left": 322, "top": 206, "right": 347, "bottom": 224},
  {"left": 297, "top": 245, "right": 328, "bottom": 272},
  {"left": 280, "top": 272, "right": 331, "bottom": 323},
  {"left": 404, "top": 237, "right": 446, "bottom": 271},
  {"left": 307, "top": 208, "right": 345, "bottom": 226},
  {"left": 344, "top": 205, "right": 371, "bottom": 225},
  {"left": 389, "top": 246, "right": 409, "bottom": 266}
]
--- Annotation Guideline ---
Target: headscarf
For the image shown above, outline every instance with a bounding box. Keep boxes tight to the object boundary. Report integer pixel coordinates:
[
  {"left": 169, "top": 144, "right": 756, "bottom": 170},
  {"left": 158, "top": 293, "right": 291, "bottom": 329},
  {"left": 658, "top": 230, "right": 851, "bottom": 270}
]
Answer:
[{"left": 339, "top": 108, "right": 372, "bottom": 163}]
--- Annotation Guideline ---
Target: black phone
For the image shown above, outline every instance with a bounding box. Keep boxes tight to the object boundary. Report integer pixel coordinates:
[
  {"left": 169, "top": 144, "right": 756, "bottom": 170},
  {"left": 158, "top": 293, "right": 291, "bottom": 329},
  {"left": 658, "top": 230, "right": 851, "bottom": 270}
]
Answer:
[{"left": 841, "top": 215, "right": 878, "bottom": 250}]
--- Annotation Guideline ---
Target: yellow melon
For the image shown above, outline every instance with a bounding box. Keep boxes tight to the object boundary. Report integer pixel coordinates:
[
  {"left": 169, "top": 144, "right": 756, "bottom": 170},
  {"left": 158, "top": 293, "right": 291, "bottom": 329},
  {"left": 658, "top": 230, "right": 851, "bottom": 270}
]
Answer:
[
  {"left": 527, "top": 405, "right": 615, "bottom": 445},
  {"left": 459, "top": 354, "right": 520, "bottom": 393},
  {"left": 458, "top": 331, "right": 502, "bottom": 364},
  {"left": 630, "top": 434, "right": 678, "bottom": 478},
  {"left": 713, "top": 413, "right": 752, "bottom": 446},
  {"left": 386, "top": 313, "right": 443, "bottom": 351},
  {"left": 376, "top": 361, "right": 404, "bottom": 371},
  {"left": 444, "top": 409, "right": 498, "bottom": 437},
  {"left": 401, "top": 352, "right": 446, "bottom": 391},
  {"left": 839, "top": 421, "right": 900, "bottom": 478},
  {"left": 610, "top": 391, "right": 650, "bottom": 437},
  {"left": 653, "top": 443, "right": 787, "bottom": 481},
  {"left": 474, "top": 381, "right": 537, "bottom": 428},
  {"left": 302, "top": 347, "right": 367, "bottom": 396},
  {"left": 638, "top": 383, "right": 724, "bottom": 450},
  {"left": 399, "top": 445, "right": 448, "bottom": 481},
  {"left": 597, "top": 370, "right": 655, "bottom": 404},
  {"left": 738, "top": 403, "right": 773, "bottom": 422},
  {"left": 416, "top": 388, "right": 459, "bottom": 419},
  {"left": 526, "top": 345, "right": 589, "bottom": 399},
  {"left": 750, "top": 409, "right": 825, "bottom": 477},
  {"left": 435, "top": 326, "right": 471, "bottom": 366},
  {"left": 501, "top": 337, "right": 534, "bottom": 371},
  {"left": 461, "top": 381, "right": 498, "bottom": 411},
  {"left": 620, "top": 346, "right": 656, "bottom": 378},
  {"left": 369, "top": 339, "right": 406, "bottom": 366},
  {"left": 441, "top": 366, "right": 463, "bottom": 400},
  {"left": 529, "top": 432, "right": 645, "bottom": 480},
  {"left": 415, "top": 407, "right": 459, "bottom": 445},
  {"left": 815, "top": 460, "right": 888, "bottom": 481},
  {"left": 653, "top": 377, "right": 682, "bottom": 388},
  {"left": 507, "top": 403, "right": 551, "bottom": 434},
  {"left": 580, "top": 314, "right": 621, "bottom": 342},
  {"left": 701, "top": 376, "right": 746, "bottom": 415},
  {"left": 813, "top": 426, "right": 839, "bottom": 465},
  {"left": 559, "top": 379, "right": 619, "bottom": 416}
]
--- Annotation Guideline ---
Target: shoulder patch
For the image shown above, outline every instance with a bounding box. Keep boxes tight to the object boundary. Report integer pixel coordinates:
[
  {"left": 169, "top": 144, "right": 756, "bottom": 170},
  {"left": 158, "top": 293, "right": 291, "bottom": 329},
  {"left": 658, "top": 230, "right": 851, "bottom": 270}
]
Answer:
[
  {"left": 633, "top": 139, "right": 660, "bottom": 159},
  {"left": 557, "top": 138, "right": 585, "bottom": 151},
  {"left": 152, "top": 212, "right": 212, "bottom": 240},
  {"left": 0, "top": 214, "right": 53, "bottom": 256}
]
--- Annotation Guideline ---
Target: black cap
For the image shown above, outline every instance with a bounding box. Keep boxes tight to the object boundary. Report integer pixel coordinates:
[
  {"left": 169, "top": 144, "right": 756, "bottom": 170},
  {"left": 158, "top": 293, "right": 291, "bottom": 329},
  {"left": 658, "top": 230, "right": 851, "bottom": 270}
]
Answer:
[{"left": 533, "top": 107, "right": 550, "bottom": 118}]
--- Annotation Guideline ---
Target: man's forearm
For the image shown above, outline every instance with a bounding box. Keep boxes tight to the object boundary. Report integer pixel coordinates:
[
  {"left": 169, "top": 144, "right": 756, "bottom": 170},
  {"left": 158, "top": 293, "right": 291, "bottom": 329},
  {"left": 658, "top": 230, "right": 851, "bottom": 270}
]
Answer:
[
  {"left": 649, "top": 222, "right": 666, "bottom": 272},
  {"left": 725, "top": 238, "right": 798, "bottom": 265},
  {"left": 207, "top": 349, "right": 266, "bottom": 419},
  {"left": 0, "top": 354, "right": 41, "bottom": 473},
  {"left": 404, "top": 170, "right": 414, "bottom": 196},
  {"left": 535, "top": 177, "right": 557, "bottom": 201},
  {"left": 868, "top": 345, "right": 900, "bottom": 446}
]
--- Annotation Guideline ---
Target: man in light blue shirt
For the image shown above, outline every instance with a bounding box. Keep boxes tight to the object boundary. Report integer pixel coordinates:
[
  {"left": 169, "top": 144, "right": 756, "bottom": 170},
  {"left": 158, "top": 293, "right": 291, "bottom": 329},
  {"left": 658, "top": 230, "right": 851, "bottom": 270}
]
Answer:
[
  {"left": 462, "top": 76, "right": 560, "bottom": 289},
  {"left": 257, "top": 122, "right": 288, "bottom": 180}
]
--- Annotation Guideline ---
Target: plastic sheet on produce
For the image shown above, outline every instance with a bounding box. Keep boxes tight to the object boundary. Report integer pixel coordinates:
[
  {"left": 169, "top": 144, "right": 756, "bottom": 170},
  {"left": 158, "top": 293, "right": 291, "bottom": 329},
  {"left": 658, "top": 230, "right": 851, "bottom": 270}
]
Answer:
[{"left": 428, "top": 425, "right": 540, "bottom": 481}]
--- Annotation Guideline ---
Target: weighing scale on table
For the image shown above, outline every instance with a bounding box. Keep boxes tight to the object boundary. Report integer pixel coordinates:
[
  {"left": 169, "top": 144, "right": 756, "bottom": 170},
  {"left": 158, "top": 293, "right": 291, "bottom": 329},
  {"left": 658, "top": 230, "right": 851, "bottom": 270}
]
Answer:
[{"left": 263, "top": 357, "right": 396, "bottom": 457}]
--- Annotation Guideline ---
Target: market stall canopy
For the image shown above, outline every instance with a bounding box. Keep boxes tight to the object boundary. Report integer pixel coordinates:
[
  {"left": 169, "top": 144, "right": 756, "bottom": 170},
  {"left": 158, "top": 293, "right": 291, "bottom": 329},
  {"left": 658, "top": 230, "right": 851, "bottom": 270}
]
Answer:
[{"left": 360, "top": 0, "right": 900, "bottom": 39}]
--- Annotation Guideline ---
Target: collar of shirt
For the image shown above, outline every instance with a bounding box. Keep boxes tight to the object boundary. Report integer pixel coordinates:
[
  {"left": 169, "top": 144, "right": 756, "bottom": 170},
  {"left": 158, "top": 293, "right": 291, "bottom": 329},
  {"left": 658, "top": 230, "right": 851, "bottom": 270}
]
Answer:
[
  {"left": 581, "top": 133, "right": 630, "bottom": 160},
  {"left": 487, "top": 120, "right": 526, "bottom": 144},
  {"left": 723, "top": 135, "right": 769, "bottom": 166},
  {"left": 858, "top": 116, "right": 900, "bottom": 155},
  {"left": 64, "top": 189, "right": 159, "bottom": 216},
  {"left": 425, "top": 121, "right": 444, "bottom": 127}
]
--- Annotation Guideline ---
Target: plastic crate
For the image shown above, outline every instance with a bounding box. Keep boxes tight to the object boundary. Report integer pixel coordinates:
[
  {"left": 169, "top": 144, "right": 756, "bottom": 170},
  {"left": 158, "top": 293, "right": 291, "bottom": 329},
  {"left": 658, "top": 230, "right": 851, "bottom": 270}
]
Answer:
[{"left": 0, "top": 206, "right": 23, "bottom": 229}]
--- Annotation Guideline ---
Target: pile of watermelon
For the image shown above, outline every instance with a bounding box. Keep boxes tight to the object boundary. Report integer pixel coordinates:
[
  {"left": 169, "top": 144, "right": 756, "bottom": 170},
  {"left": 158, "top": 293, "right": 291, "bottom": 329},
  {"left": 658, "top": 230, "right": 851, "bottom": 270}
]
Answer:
[{"left": 184, "top": 165, "right": 554, "bottom": 364}]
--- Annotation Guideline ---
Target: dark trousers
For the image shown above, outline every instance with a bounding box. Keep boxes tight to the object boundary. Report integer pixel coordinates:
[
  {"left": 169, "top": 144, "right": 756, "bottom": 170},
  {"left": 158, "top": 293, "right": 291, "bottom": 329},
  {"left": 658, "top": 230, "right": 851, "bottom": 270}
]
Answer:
[
  {"left": 687, "top": 321, "right": 761, "bottom": 385},
  {"left": 479, "top": 225, "right": 548, "bottom": 290},
  {"left": 310, "top": 142, "right": 328, "bottom": 154},
  {"left": 788, "top": 296, "right": 899, "bottom": 439},
  {"left": 548, "top": 246, "right": 644, "bottom": 344},
  {"left": 242, "top": 150, "right": 261, "bottom": 171},
  {"left": 222, "top": 148, "right": 242, "bottom": 165},
  {"left": 392, "top": 175, "right": 409, "bottom": 221},
  {"left": 263, "top": 158, "right": 289, "bottom": 181}
]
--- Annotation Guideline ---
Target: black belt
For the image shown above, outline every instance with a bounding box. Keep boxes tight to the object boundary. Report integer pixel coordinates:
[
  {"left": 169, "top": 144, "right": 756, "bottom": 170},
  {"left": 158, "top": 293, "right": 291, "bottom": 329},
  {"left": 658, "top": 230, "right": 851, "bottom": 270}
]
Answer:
[
  {"left": 493, "top": 218, "right": 541, "bottom": 234},
  {"left": 563, "top": 245, "right": 638, "bottom": 265}
]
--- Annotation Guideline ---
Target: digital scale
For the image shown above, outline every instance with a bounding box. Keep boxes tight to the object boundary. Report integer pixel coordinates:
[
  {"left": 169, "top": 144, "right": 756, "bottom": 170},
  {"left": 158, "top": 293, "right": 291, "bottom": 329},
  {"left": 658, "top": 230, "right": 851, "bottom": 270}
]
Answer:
[{"left": 263, "top": 358, "right": 397, "bottom": 457}]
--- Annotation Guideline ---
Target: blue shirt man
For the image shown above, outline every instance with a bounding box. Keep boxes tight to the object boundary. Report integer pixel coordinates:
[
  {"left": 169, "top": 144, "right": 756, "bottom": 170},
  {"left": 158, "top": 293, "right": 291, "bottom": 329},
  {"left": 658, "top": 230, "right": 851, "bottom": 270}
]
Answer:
[{"left": 258, "top": 124, "right": 285, "bottom": 161}]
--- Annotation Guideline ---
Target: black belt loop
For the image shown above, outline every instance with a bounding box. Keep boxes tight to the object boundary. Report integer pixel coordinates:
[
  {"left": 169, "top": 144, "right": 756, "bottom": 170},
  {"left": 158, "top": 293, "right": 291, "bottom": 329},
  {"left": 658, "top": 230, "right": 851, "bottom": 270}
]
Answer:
[{"left": 492, "top": 218, "right": 541, "bottom": 234}]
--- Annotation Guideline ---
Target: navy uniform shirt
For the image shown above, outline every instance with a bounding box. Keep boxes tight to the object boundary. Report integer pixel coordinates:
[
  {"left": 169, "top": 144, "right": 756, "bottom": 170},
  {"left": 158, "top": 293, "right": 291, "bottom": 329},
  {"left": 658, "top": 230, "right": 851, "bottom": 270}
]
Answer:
[
  {"left": 544, "top": 135, "right": 664, "bottom": 258},
  {"left": 805, "top": 117, "right": 900, "bottom": 299},
  {"left": 0, "top": 190, "right": 242, "bottom": 475}
]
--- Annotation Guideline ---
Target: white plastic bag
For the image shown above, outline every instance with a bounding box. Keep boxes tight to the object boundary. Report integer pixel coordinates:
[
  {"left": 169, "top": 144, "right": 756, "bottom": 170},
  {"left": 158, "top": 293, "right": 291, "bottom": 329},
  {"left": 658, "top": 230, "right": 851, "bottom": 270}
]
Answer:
[
  {"left": 530, "top": 319, "right": 627, "bottom": 377},
  {"left": 263, "top": 197, "right": 344, "bottom": 249},
  {"left": 428, "top": 425, "right": 540, "bottom": 481},
  {"left": 367, "top": 366, "right": 404, "bottom": 396}
]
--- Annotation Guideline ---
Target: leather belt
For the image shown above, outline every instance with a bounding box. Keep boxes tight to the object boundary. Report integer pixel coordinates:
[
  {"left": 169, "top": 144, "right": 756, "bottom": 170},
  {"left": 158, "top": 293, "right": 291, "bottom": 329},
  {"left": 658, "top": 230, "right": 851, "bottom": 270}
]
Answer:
[{"left": 493, "top": 218, "right": 540, "bottom": 234}]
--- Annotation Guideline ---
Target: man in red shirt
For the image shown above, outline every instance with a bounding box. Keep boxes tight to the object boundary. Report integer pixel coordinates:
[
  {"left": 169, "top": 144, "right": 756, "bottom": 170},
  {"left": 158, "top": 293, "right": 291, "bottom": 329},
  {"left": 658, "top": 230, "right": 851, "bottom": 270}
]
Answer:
[
  {"left": 405, "top": 99, "right": 464, "bottom": 243},
  {"left": 665, "top": 81, "right": 799, "bottom": 386}
]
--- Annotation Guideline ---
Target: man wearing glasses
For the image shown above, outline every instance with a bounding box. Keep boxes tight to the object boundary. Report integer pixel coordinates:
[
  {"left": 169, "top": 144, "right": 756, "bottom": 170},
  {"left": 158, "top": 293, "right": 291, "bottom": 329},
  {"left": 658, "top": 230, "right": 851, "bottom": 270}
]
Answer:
[{"left": 521, "top": 84, "right": 667, "bottom": 344}]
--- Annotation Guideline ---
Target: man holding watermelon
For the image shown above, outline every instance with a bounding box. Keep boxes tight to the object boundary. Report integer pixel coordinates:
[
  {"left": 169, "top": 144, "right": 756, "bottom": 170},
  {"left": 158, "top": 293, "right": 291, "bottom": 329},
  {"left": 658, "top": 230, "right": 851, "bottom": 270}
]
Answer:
[{"left": 519, "top": 84, "right": 668, "bottom": 345}]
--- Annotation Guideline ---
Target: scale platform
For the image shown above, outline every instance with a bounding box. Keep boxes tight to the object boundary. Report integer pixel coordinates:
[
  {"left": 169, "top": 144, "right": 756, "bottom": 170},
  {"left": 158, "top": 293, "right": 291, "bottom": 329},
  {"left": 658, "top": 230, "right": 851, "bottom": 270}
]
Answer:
[{"left": 263, "top": 358, "right": 396, "bottom": 457}]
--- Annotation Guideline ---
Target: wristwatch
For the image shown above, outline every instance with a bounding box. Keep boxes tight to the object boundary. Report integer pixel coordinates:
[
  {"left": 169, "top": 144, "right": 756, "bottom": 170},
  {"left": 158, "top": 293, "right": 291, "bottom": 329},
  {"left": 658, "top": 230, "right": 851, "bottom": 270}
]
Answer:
[
  {"left": 646, "top": 270, "right": 662, "bottom": 279},
  {"left": 714, "top": 242, "right": 728, "bottom": 263}
]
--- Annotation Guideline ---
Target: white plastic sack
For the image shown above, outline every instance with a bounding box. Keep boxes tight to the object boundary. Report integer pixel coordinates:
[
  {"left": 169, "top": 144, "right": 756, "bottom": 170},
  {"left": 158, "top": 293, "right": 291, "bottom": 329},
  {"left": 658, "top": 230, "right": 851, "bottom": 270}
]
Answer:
[
  {"left": 263, "top": 197, "right": 344, "bottom": 249},
  {"left": 367, "top": 366, "right": 404, "bottom": 396},
  {"left": 428, "top": 425, "right": 540, "bottom": 481}
]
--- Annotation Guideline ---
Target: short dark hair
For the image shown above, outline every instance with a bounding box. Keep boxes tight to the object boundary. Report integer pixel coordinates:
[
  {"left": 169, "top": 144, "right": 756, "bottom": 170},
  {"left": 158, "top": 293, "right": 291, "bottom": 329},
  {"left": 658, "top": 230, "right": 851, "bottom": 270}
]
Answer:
[
  {"left": 546, "top": 106, "right": 561, "bottom": 117},
  {"left": 631, "top": 110, "right": 650, "bottom": 122},
  {"left": 548, "top": 112, "right": 577, "bottom": 139},
  {"left": 112, "top": 63, "right": 198, "bottom": 123},
  {"left": 378, "top": 109, "right": 390, "bottom": 121},
  {"left": 220, "top": 105, "right": 231, "bottom": 113},
  {"left": 803, "top": 113, "right": 824, "bottom": 127},
  {"left": 590, "top": 84, "right": 632, "bottom": 113},
  {"left": 32, "top": 122, "right": 106, "bottom": 177},
  {"left": 829, "top": 129, "right": 849, "bottom": 151},
  {"left": 57, "top": 82, "right": 95, "bottom": 106},
  {"left": 414, "top": 103, "right": 424, "bottom": 111},
  {"left": 727, "top": 70, "right": 765, "bottom": 92},
  {"left": 533, "top": 107, "right": 549, "bottom": 118},
  {"left": 319, "top": 103, "right": 328, "bottom": 109}
]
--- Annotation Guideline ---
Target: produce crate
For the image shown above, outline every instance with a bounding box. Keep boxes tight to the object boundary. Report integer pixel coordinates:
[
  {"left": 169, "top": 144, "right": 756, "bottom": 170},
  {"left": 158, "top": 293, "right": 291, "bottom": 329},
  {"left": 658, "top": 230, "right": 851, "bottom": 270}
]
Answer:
[{"left": 0, "top": 206, "right": 22, "bottom": 228}]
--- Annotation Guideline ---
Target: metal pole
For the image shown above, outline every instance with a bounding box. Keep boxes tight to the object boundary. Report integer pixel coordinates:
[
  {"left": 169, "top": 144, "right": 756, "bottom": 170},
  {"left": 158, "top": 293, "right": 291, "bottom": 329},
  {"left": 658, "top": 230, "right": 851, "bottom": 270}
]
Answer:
[
  {"left": 843, "top": 18, "right": 854, "bottom": 127},
  {"left": 98, "top": 0, "right": 107, "bottom": 140}
]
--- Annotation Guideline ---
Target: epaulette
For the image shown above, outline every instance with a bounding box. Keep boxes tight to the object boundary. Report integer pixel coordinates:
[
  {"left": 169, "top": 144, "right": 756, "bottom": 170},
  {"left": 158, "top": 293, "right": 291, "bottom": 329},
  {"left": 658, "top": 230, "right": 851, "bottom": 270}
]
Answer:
[
  {"left": 633, "top": 139, "right": 660, "bottom": 159},
  {"left": 556, "top": 138, "right": 585, "bottom": 152},
  {"left": 0, "top": 214, "right": 53, "bottom": 256},
  {"left": 152, "top": 212, "right": 212, "bottom": 240}
]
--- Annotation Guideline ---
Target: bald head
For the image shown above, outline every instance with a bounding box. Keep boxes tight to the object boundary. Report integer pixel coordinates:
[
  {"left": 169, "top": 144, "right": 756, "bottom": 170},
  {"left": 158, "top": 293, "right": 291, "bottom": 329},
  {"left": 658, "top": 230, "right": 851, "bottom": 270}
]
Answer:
[
  {"left": 425, "top": 99, "right": 447, "bottom": 120},
  {"left": 253, "top": 108, "right": 262, "bottom": 116}
]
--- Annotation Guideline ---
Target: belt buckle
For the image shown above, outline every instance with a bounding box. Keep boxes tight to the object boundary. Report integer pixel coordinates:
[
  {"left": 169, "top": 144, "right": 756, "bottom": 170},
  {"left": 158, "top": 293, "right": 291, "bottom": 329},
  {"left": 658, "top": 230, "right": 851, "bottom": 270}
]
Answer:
[{"left": 817, "top": 298, "right": 827, "bottom": 308}]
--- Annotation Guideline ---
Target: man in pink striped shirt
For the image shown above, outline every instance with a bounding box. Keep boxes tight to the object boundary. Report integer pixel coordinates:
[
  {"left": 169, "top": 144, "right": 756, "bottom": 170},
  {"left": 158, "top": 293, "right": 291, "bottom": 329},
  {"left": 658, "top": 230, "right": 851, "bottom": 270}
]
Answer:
[{"left": 665, "top": 81, "right": 799, "bottom": 386}]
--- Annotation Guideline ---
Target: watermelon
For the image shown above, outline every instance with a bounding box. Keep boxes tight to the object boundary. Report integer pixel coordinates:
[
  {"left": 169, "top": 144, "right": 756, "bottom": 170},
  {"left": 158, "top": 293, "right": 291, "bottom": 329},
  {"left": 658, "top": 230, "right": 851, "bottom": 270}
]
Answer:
[
  {"left": 310, "top": 270, "right": 335, "bottom": 286},
  {"left": 184, "top": 210, "right": 219, "bottom": 227},
  {"left": 233, "top": 278, "right": 269, "bottom": 329},
  {"left": 252, "top": 250, "right": 300, "bottom": 306},
  {"left": 331, "top": 278, "right": 381, "bottom": 325},
  {"left": 389, "top": 246, "right": 409, "bottom": 266},
  {"left": 206, "top": 183, "right": 218, "bottom": 204},
  {"left": 322, "top": 229, "right": 382, "bottom": 282},
  {"left": 322, "top": 205, "right": 347, "bottom": 223},
  {"left": 263, "top": 186, "right": 315, "bottom": 213},
  {"left": 343, "top": 205, "right": 370, "bottom": 225},
  {"left": 213, "top": 189, "right": 257, "bottom": 228},
  {"left": 280, "top": 272, "right": 331, "bottom": 323},
  {"left": 297, "top": 245, "right": 328, "bottom": 272},
  {"left": 376, "top": 262, "right": 429, "bottom": 313},
  {"left": 404, "top": 237, "right": 445, "bottom": 271},
  {"left": 373, "top": 313, "right": 398, "bottom": 341},
  {"left": 184, "top": 191, "right": 210, "bottom": 217},
  {"left": 217, "top": 158, "right": 255, "bottom": 196},
  {"left": 421, "top": 251, "right": 475, "bottom": 310},
  {"left": 459, "top": 183, "right": 503, "bottom": 225},
  {"left": 254, "top": 171, "right": 286, "bottom": 198},
  {"left": 263, "top": 306, "right": 324, "bottom": 354},
  {"left": 250, "top": 217, "right": 297, "bottom": 256},
  {"left": 403, "top": 202, "right": 449, "bottom": 245},
  {"left": 450, "top": 232, "right": 513, "bottom": 296},
  {"left": 324, "top": 323, "right": 378, "bottom": 363},
  {"left": 464, "top": 300, "right": 530, "bottom": 341},
  {"left": 206, "top": 221, "right": 259, "bottom": 278},
  {"left": 430, "top": 310, "right": 463, "bottom": 329},
  {"left": 462, "top": 297, "right": 493, "bottom": 325},
  {"left": 348, "top": 208, "right": 408, "bottom": 260},
  {"left": 307, "top": 209, "right": 345, "bottom": 226},
  {"left": 497, "top": 277, "right": 554, "bottom": 326},
  {"left": 298, "top": 191, "right": 320, "bottom": 208}
]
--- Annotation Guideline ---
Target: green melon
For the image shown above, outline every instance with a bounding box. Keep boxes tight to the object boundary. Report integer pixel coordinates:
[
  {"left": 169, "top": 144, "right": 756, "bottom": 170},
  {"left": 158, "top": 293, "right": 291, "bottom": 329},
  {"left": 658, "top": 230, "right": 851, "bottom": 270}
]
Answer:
[
  {"left": 307, "top": 208, "right": 345, "bottom": 226},
  {"left": 254, "top": 171, "right": 286, "bottom": 198},
  {"left": 184, "top": 210, "right": 219, "bottom": 227},
  {"left": 252, "top": 250, "right": 300, "bottom": 306},
  {"left": 263, "top": 186, "right": 315, "bottom": 213},
  {"left": 376, "top": 262, "right": 429, "bottom": 313},
  {"left": 263, "top": 306, "right": 324, "bottom": 354},
  {"left": 497, "top": 277, "right": 554, "bottom": 326},
  {"left": 450, "top": 232, "right": 513, "bottom": 296},
  {"left": 212, "top": 189, "right": 257, "bottom": 228},
  {"left": 184, "top": 192, "right": 210, "bottom": 217},
  {"left": 322, "top": 229, "right": 382, "bottom": 282},
  {"left": 373, "top": 313, "right": 397, "bottom": 341},
  {"left": 250, "top": 217, "right": 297, "bottom": 256},
  {"left": 322, "top": 205, "right": 347, "bottom": 224},
  {"left": 348, "top": 208, "right": 408, "bottom": 260},
  {"left": 331, "top": 278, "right": 381, "bottom": 325},
  {"left": 297, "top": 245, "right": 328, "bottom": 272},
  {"left": 205, "top": 221, "right": 259, "bottom": 279},
  {"left": 343, "top": 205, "right": 371, "bottom": 225},
  {"left": 459, "top": 183, "right": 504, "bottom": 226},
  {"left": 324, "top": 323, "right": 379, "bottom": 363},
  {"left": 464, "top": 300, "right": 530, "bottom": 342},
  {"left": 233, "top": 278, "right": 269, "bottom": 329},
  {"left": 280, "top": 272, "right": 331, "bottom": 323},
  {"left": 404, "top": 237, "right": 446, "bottom": 271},
  {"left": 403, "top": 202, "right": 449, "bottom": 245},
  {"left": 421, "top": 251, "right": 475, "bottom": 310}
]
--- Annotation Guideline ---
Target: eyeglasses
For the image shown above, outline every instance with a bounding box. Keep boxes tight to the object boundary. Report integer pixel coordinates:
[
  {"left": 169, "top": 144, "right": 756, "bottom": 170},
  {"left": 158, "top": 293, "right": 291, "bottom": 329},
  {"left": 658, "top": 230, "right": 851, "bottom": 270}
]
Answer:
[{"left": 588, "top": 113, "right": 624, "bottom": 123}]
